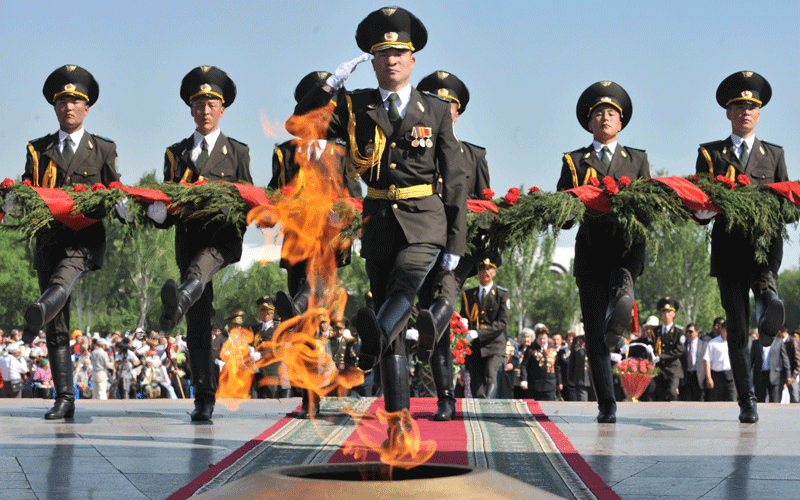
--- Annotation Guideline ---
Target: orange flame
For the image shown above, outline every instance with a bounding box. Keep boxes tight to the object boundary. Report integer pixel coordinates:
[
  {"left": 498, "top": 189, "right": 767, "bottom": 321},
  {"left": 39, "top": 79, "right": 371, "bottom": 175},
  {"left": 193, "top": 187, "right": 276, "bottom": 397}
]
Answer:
[
  {"left": 246, "top": 101, "right": 436, "bottom": 469},
  {"left": 216, "top": 327, "right": 256, "bottom": 409}
]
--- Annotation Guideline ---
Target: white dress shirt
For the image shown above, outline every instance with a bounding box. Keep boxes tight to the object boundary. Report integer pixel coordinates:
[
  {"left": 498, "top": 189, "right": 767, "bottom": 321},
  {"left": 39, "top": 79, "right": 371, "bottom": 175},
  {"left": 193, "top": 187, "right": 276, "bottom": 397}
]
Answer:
[
  {"left": 379, "top": 84, "right": 412, "bottom": 119},
  {"left": 59, "top": 128, "right": 85, "bottom": 154},
  {"left": 191, "top": 129, "right": 221, "bottom": 164},
  {"left": 704, "top": 336, "right": 731, "bottom": 371},
  {"left": 730, "top": 133, "right": 755, "bottom": 161},
  {"left": 592, "top": 140, "right": 618, "bottom": 161}
]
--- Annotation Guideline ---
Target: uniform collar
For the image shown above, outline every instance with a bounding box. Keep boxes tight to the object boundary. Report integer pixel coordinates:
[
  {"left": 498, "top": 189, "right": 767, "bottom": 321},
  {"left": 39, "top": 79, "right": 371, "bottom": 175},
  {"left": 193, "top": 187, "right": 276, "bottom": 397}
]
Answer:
[
  {"left": 59, "top": 127, "right": 85, "bottom": 147},
  {"left": 194, "top": 128, "right": 222, "bottom": 151}
]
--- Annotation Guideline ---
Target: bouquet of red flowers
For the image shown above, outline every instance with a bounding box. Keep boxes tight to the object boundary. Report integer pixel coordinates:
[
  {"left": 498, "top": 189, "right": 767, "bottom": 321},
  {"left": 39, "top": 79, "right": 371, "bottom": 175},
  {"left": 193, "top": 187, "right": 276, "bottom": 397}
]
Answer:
[
  {"left": 449, "top": 312, "right": 472, "bottom": 367},
  {"left": 613, "top": 357, "right": 660, "bottom": 401}
]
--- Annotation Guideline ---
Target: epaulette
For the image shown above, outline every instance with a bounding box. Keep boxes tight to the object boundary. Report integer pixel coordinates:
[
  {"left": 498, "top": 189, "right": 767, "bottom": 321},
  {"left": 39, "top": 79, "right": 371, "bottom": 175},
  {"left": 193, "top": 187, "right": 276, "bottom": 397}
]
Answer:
[
  {"left": 462, "top": 141, "right": 486, "bottom": 151},
  {"left": 761, "top": 140, "right": 783, "bottom": 149},
  {"left": 497, "top": 286, "right": 509, "bottom": 292},
  {"left": 420, "top": 90, "right": 452, "bottom": 104},
  {"left": 624, "top": 146, "right": 646, "bottom": 152},
  {"left": 699, "top": 140, "right": 723, "bottom": 148},
  {"left": 91, "top": 134, "right": 115, "bottom": 144},
  {"left": 227, "top": 137, "right": 248, "bottom": 148},
  {"left": 29, "top": 134, "right": 54, "bottom": 147}
]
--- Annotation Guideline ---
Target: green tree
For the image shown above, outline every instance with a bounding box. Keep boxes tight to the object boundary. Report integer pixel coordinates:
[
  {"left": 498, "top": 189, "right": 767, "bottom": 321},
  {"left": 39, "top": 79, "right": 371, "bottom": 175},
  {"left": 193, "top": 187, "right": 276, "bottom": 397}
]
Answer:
[
  {"left": 211, "top": 261, "right": 287, "bottom": 328},
  {"left": 0, "top": 231, "right": 39, "bottom": 330},
  {"left": 778, "top": 268, "right": 800, "bottom": 331}
]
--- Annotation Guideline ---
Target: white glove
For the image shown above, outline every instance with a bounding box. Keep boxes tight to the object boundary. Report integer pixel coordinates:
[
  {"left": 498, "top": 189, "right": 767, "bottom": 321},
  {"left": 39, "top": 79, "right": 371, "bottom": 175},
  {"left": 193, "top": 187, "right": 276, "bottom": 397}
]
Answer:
[
  {"left": 250, "top": 347, "right": 262, "bottom": 362},
  {"left": 619, "top": 344, "right": 630, "bottom": 355},
  {"left": 441, "top": 253, "right": 460, "bottom": 271},
  {"left": 520, "top": 381, "right": 528, "bottom": 390},
  {"left": 406, "top": 328, "right": 419, "bottom": 341},
  {"left": 115, "top": 197, "right": 131, "bottom": 222},
  {"left": 460, "top": 318, "right": 469, "bottom": 330},
  {"left": 694, "top": 209, "right": 716, "bottom": 220},
  {"left": 325, "top": 53, "right": 371, "bottom": 90},
  {"left": 467, "top": 330, "right": 478, "bottom": 341},
  {"left": 147, "top": 201, "right": 167, "bottom": 224},
  {"left": 653, "top": 355, "right": 660, "bottom": 364},
  {"left": 215, "top": 359, "right": 226, "bottom": 369},
  {"left": 610, "top": 353, "right": 622, "bottom": 363}
]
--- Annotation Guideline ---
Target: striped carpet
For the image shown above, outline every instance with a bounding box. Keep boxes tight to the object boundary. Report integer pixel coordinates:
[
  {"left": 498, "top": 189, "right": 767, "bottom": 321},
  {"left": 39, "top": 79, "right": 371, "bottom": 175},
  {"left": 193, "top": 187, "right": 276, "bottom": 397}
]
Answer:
[{"left": 169, "top": 398, "right": 618, "bottom": 500}]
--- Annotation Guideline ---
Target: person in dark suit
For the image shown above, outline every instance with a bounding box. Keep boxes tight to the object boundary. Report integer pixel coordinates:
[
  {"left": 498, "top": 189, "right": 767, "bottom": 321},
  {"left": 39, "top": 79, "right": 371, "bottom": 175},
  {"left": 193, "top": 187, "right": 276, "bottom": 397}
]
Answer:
[
  {"left": 461, "top": 259, "right": 510, "bottom": 399},
  {"left": 250, "top": 296, "right": 288, "bottom": 399},
  {"left": 22, "top": 65, "right": 119, "bottom": 420},
  {"left": 567, "top": 335, "right": 593, "bottom": 401},
  {"left": 290, "top": 7, "right": 466, "bottom": 429},
  {"left": 751, "top": 331, "right": 790, "bottom": 403},
  {"left": 556, "top": 81, "right": 651, "bottom": 423},
  {"left": 520, "top": 326, "right": 558, "bottom": 400},
  {"left": 694, "top": 71, "right": 788, "bottom": 423},
  {"left": 271, "top": 71, "right": 363, "bottom": 320},
  {"left": 784, "top": 327, "right": 800, "bottom": 402},
  {"left": 681, "top": 323, "right": 708, "bottom": 401},
  {"left": 413, "top": 70, "right": 492, "bottom": 420},
  {"left": 157, "top": 66, "right": 252, "bottom": 422},
  {"left": 653, "top": 297, "right": 685, "bottom": 401}
]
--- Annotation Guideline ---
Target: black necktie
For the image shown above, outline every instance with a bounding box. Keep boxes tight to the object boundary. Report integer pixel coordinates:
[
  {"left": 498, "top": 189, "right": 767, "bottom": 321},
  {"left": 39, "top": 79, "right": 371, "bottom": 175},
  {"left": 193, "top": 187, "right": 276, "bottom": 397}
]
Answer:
[
  {"left": 197, "top": 138, "right": 209, "bottom": 170},
  {"left": 388, "top": 93, "right": 401, "bottom": 129},
  {"left": 740, "top": 141, "right": 749, "bottom": 167},
  {"left": 63, "top": 137, "right": 74, "bottom": 166},
  {"left": 601, "top": 146, "right": 611, "bottom": 168}
]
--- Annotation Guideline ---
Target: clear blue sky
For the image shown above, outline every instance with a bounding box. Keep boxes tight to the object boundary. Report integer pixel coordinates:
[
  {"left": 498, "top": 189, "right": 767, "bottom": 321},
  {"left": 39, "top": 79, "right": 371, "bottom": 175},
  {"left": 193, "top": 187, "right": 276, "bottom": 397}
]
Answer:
[{"left": 2, "top": 0, "right": 799, "bottom": 269}]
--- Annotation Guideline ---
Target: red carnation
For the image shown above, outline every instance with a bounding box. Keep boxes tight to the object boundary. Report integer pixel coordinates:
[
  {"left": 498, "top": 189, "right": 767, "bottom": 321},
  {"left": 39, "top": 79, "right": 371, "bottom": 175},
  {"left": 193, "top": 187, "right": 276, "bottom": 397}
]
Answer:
[
  {"left": 1, "top": 178, "right": 15, "bottom": 189},
  {"left": 508, "top": 187, "right": 521, "bottom": 196},
  {"left": 193, "top": 179, "right": 208, "bottom": 186},
  {"left": 456, "top": 356, "right": 465, "bottom": 365},
  {"left": 481, "top": 188, "right": 495, "bottom": 200},
  {"left": 528, "top": 186, "right": 540, "bottom": 194},
  {"left": 722, "top": 177, "right": 735, "bottom": 189},
  {"left": 589, "top": 177, "right": 600, "bottom": 187},
  {"left": 72, "top": 185, "right": 87, "bottom": 192},
  {"left": 602, "top": 176, "right": 619, "bottom": 195},
  {"left": 280, "top": 186, "right": 292, "bottom": 196},
  {"left": 464, "top": 347, "right": 472, "bottom": 356},
  {"left": 91, "top": 183, "right": 106, "bottom": 192},
  {"left": 109, "top": 181, "right": 122, "bottom": 189},
  {"left": 688, "top": 174, "right": 699, "bottom": 183},
  {"left": 450, "top": 333, "right": 454, "bottom": 341},
  {"left": 22, "top": 179, "right": 32, "bottom": 186},
  {"left": 715, "top": 175, "right": 726, "bottom": 184},
  {"left": 640, "top": 365, "right": 647, "bottom": 373},
  {"left": 180, "top": 181, "right": 191, "bottom": 186},
  {"left": 737, "top": 174, "right": 750, "bottom": 186},
  {"left": 452, "top": 349, "right": 459, "bottom": 357},
  {"left": 503, "top": 193, "right": 518, "bottom": 206},
  {"left": 618, "top": 176, "right": 631, "bottom": 187}
]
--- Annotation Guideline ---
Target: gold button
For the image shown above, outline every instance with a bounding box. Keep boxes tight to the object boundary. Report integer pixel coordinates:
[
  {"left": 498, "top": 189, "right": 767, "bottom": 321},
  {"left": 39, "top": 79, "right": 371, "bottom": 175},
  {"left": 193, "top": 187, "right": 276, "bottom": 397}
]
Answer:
[
  {"left": 392, "top": 204, "right": 398, "bottom": 209},
  {"left": 390, "top": 142, "right": 396, "bottom": 148},
  {"left": 389, "top": 163, "right": 397, "bottom": 169},
  {"left": 66, "top": 177, "right": 71, "bottom": 183},
  {"left": 83, "top": 171, "right": 88, "bottom": 175},
  {"left": 221, "top": 172, "right": 225, "bottom": 177}
]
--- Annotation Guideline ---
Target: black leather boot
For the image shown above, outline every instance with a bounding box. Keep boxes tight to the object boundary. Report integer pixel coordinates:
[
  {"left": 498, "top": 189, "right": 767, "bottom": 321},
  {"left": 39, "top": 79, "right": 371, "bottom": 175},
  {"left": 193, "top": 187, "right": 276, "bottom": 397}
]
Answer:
[
  {"left": 189, "top": 348, "right": 215, "bottom": 422},
  {"left": 416, "top": 298, "right": 453, "bottom": 363},
  {"left": 24, "top": 285, "right": 68, "bottom": 344},
  {"left": 381, "top": 355, "right": 412, "bottom": 450},
  {"left": 484, "top": 382, "right": 498, "bottom": 400},
  {"left": 430, "top": 348, "right": 455, "bottom": 421},
  {"left": 755, "top": 291, "right": 784, "bottom": 348},
  {"left": 589, "top": 355, "right": 617, "bottom": 423},
  {"left": 44, "top": 345, "right": 75, "bottom": 420},
  {"left": 296, "top": 389, "right": 320, "bottom": 419},
  {"left": 160, "top": 278, "right": 203, "bottom": 332},
  {"left": 356, "top": 294, "right": 413, "bottom": 370},
  {"left": 730, "top": 347, "right": 758, "bottom": 423},
  {"left": 276, "top": 279, "right": 312, "bottom": 321},
  {"left": 604, "top": 268, "right": 634, "bottom": 350}
]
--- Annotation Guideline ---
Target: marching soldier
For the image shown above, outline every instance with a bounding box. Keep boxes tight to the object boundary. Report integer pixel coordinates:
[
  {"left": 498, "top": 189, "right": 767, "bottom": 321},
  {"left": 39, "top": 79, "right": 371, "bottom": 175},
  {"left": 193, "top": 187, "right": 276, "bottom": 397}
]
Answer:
[
  {"left": 290, "top": 6, "right": 466, "bottom": 429},
  {"left": 694, "top": 71, "right": 788, "bottom": 423},
  {"left": 22, "top": 65, "right": 119, "bottom": 420},
  {"left": 414, "top": 70, "right": 492, "bottom": 420},
  {"left": 157, "top": 66, "right": 252, "bottom": 421},
  {"left": 556, "top": 81, "right": 651, "bottom": 423},
  {"left": 653, "top": 297, "right": 685, "bottom": 401},
  {"left": 460, "top": 259, "right": 510, "bottom": 399}
]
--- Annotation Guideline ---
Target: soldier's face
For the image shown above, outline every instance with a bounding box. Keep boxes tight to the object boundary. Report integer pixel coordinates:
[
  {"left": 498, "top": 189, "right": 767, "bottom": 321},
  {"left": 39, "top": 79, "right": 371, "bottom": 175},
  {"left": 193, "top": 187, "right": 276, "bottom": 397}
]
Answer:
[
  {"left": 726, "top": 102, "right": 760, "bottom": 138},
  {"left": 661, "top": 309, "right": 676, "bottom": 324},
  {"left": 450, "top": 102, "right": 460, "bottom": 124},
  {"left": 54, "top": 96, "right": 89, "bottom": 134},
  {"left": 258, "top": 308, "right": 274, "bottom": 322},
  {"left": 587, "top": 104, "right": 622, "bottom": 144},
  {"left": 191, "top": 97, "right": 225, "bottom": 135},
  {"left": 477, "top": 266, "right": 495, "bottom": 286},
  {"left": 371, "top": 48, "right": 415, "bottom": 91}
]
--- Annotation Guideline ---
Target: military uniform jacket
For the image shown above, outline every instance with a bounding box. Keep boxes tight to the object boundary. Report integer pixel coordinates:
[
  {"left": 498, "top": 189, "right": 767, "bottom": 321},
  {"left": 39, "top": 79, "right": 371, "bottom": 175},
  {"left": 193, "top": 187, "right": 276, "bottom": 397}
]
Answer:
[
  {"left": 24, "top": 131, "right": 120, "bottom": 271},
  {"left": 461, "top": 141, "right": 490, "bottom": 199},
  {"left": 655, "top": 324, "right": 685, "bottom": 380},
  {"left": 269, "top": 139, "right": 363, "bottom": 197},
  {"left": 567, "top": 337, "right": 591, "bottom": 386},
  {"left": 695, "top": 137, "right": 788, "bottom": 277},
  {"left": 294, "top": 85, "right": 467, "bottom": 260},
  {"left": 556, "top": 144, "right": 651, "bottom": 277},
  {"left": 163, "top": 133, "right": 252, "bottom": 266},
  {"left": 460, "top": 284, "right": 509, "bottom": 358}
]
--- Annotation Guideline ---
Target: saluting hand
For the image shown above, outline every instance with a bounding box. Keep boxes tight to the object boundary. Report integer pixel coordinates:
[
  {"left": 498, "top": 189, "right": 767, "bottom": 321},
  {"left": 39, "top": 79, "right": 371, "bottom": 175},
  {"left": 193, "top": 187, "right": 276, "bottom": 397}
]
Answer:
[{"left": 326, "top": 53, "right": 371, "bottom": 90}]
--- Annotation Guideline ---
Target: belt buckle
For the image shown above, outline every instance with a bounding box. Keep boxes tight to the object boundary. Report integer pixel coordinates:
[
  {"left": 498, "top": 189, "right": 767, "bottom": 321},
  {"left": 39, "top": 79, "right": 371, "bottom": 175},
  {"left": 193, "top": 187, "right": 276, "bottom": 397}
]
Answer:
[{"left": 387, "top": 185, "right": 398, "bottom": 200}]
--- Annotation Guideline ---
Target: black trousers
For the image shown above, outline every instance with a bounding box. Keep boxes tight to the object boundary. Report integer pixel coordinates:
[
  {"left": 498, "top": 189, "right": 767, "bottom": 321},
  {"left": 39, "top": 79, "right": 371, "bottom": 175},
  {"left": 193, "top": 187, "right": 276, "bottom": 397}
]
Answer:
[
  {"left": 467, "top": 351, "right": 504, "bottom": 398},
  {"left": 755, "top": 371, "right": 782, "bottom": 403},
  {"left": 682, "top": 371, "right": 705, "bottom": 401},
  {"left": 708, "top": 370, "right": 736, "bottom": 402}
]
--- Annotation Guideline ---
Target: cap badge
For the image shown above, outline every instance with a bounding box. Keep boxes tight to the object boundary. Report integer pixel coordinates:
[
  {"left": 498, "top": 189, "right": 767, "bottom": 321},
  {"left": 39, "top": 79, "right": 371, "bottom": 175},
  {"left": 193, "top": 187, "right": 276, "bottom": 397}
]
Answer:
[
  {"left": 66, "top": 65, "right": 77, "bottom": 72},
  {"left": 382, "top": 7, "right": 397, "bottom": 16},
  {"left": 600, "top": 81, "right": 612, "bottom": 86},
  {"left": 437, "top": 88, "right": 449, "bottom": 97},
  {"left": 316, "top": 71, "right": 327, "bottom": 79},
  {"left": 742, "top": 71, "right": 754, "bottom": 78},
  {"left": 200, "top": 83, "right": 211, "bottom": 92},
  {"left": 64, "top": 83, "right": 76, "bottom": 91},
  {"left": 741, "top": 90, "right": 752, "bottom": 98},
  {"left": 437, "top": 71, "right": 450, "bottom": 79},
  {"left": 600, "top": 96, "right": 612, "bottom": 102},
  {"left": 201, "top": 66, "right": 211, "bottom": 72},
  {"left": 384, "top": 32, "right": 398, "bottom": 42}
]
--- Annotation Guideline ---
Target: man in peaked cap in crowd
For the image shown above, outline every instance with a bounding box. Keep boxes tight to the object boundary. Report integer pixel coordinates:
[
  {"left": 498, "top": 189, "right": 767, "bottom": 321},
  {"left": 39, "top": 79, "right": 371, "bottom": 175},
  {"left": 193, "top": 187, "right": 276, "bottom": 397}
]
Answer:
[
  {"left": 694, "top": 71, "right": 788, "bottom": 423},
  {"left": 414, "top": 70, "right": 492, "bottom": 420},
  {"left": 251, "top": 295, "right": 289, "bottom": 398},
  {"left": 291, "top": 6, "right": 466, "bottom": 433},
  {"left": 557, "top": 81, "right": 651, "bottom": 423},
  {"left": 271, "top": 71, "right": 362, "bottom": 321},
  {"left": 653, "top": 297, "right": 685, "bottom": 401},
  {"left": 156, "top": 66, "right": 252, "bottom": 421},
  {"left": 22, "top": 65, "right": 119, "bottom": 420}
]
